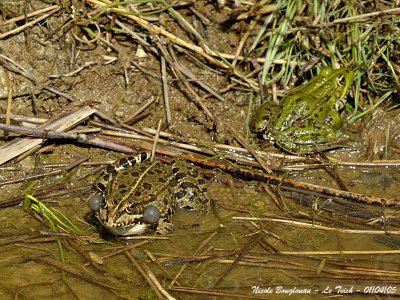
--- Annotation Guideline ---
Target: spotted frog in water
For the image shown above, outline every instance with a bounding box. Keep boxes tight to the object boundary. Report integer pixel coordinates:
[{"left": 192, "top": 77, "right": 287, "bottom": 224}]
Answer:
[
  {"left": 88, "top": 152, "right": 208, "bottom": 236},
  {"left": 253, "top": 67, "right": 354, "bottom": 154}
]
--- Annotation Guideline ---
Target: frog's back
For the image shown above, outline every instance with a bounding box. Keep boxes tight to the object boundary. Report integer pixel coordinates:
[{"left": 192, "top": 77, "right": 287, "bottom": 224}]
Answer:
[{"left": 107, "top": 160, "right": 173, "bottom": 208}]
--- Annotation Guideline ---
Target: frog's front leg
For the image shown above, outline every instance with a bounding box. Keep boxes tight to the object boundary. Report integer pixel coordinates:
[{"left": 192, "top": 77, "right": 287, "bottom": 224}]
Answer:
[
  {"left": 156, "top": 218, "right": 174, "bottom": 234},
  {"left": 275, "top": 122, "right": 343, "bottom": 154}
]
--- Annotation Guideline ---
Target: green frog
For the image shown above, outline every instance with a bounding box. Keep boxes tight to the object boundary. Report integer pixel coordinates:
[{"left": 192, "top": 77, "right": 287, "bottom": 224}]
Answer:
[
  {"left": 253, "top": 67, "right": 354, "bottom": 154},
  {"left": 88, "top": 152, "right": 208, "bottom": 236}
]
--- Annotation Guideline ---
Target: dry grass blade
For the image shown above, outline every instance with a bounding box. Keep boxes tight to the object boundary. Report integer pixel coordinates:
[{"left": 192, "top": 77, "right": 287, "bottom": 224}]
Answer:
[
  {"left": 36, "top": 256, "right": 122, "bottom": 290},
  {"left": 86, "top": 0, "right": 226, "bottom": 68},
  {"left": 4, "top": 70, "right": 12, "bottom": 139},
  {"left": 0, "top": 4, "right": 59, "bottom": 26},
  {"left": 234, "top": 216, "right": 400, "bottom": 235},
  {"left": 214, "top": 232, "right": 264, "bottom": 286},
  {"left": 151, "top": 119, "right": 163, "bottom": 161},
  {"left": 169, "top": 231, "right": 217, "bottom": 288},
  {"left": 0, "top": 106, "right": 96, "bottom": 165},
  {"left": 279, "top": 249, "right": 400, "bottom": 256},
  {"left": 125, "top": 250, "right": 176, "bottom": 300},
  {"left": 0, "top": 6, "right": 61, "bottom": 39},
  {"left": 0, "top": 53, "right": 79, "bottom": 102},
  {"left": 225, "top": 124, "right": 273, "bottom": 173},
  {"left": 330, "top": 7, "right": 400, "bottom": 24},
  {"left": 0, "top": 185, "right": 91, "bottom": 209},
  {"left": 65, "top": 237, "right": 104, "bottom": 272},
  {"left": 160, "top": 55, "right": 171, "bottom": 126}
]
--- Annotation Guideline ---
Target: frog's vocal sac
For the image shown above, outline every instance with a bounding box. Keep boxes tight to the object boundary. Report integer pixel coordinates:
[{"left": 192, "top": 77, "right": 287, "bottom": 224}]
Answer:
[
  {"left": 88, "top": 152, "right": 208, "bottom": 236},
  {"left": 252, "top": 67, "right": 354, "bottom": 154}
]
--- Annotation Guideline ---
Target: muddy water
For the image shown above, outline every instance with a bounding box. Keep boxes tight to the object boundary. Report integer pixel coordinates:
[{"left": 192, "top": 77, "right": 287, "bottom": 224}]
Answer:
[{"left": 0, "top": 159, "right": 399, "bottom": 299}]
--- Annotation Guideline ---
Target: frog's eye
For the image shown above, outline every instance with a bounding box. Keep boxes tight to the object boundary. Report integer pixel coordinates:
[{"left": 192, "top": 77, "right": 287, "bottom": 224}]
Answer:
[
  {"left": 88, "top": 193, "right": 105, "bottom": 212},
  {"left": 142, "top": 205, "right": 161, "bottom": 224}
]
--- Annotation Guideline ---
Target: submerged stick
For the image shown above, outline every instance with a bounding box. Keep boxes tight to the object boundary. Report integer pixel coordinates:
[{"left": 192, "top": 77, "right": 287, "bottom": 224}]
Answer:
[
  {"left": 125, "top": 250, "right": 176, "bottom": 300},
  {"left": 36, "top": 256, "right": 121, "bottom": 290}
]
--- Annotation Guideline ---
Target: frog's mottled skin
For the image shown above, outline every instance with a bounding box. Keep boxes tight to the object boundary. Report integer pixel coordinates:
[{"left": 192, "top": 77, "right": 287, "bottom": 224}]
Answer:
[
  {"left": 88, "top": 152, "right": 208, "bottom": 236},
  {"left": 253, "top": 67, "right": 354, "bottom": 154}
]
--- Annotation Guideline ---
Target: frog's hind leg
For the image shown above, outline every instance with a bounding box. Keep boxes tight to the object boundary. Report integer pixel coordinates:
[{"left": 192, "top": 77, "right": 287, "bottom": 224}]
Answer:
[
  {"left": 171, "top": 160, "right": 209, "bottom": 211},
  {"left": 275, "top": 123, "right": 343, "bottom": 154}
]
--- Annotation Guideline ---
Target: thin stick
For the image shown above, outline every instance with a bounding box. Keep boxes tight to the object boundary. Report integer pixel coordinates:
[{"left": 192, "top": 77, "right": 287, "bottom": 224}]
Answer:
[
  {"left": 161, "top": 55, "right": 171, "bottom": 126},
  {"left": 214, "top": 232, "right": 263, "bottom": 286},
  {"left": 0, "top": 169, "right": 63, "bottom": 187},
  {"left": 0, "top": 6, "right": 61, "bottom": 39},
  {"left": 87, "top": 0, "right": 226, "bottom": 68},
  {"left": 123, "top": 111, "right": 151, "bottom": 125},
  {"left": 1, "top": 5, "right": 59, "bottom": 26},
  {"left": 37, "top": 256, "right": 121, "bottom": 290},
  {"left": 82, "top": 240, "right": 151, "bottom": 267},
  {"left": 159, "top": 42, "right": 224, "bottom": 101},
  {"left": 4, "top": 71, "right": 12, "bottom": 139},
  {"left": 151, "top": 119, "right": 162, "bottom": 161},
  {"left": 0, "top": 186, "right": 91, "bottom": 209},
  {"left": 225, "top": 124, "right": 273, "bottom": 173},
  {"left": 48, "top": 61, "right": 98, "bottom": 78},
  {"left": 65, "top": 237, "right": 104, "bottom": 272},
  {"left": 233, "top": 216, "right": 400, "bottom": 235},
  {"left": 125, "top": 250, "right": 176, "bottom": 300},
  {"left": 280, "top": 249, "right": 400, "bottom": 256},
  {"left": 113, "top": 18, "right": 159, "bottom": 55},
  {"left": 237, "top": 3, "right": 277, "bottom": 20},
  {"left": 0, "top": 114, "right": 47, "bottom": 124},
  {"left": 216, "top": 162, "right": 400, "bottom": 207},
  {"left": 165, "top": 46, "right": 217, "bottom": 123},
  {"left": 232, "top": 0, "right": 263, "bottom": 67},
  {"left": 0, "top": 123, "right": 134, "bottom": 154},
  {"left": 0, "top": 54, "right": 79, "bottom": 102},
  {"left": 172, "top": 55, "right": 224, "bottom": 101},
  {"left": 123, "top": 96, "right": 156, "bottom": 125},
  {"left": 330, "top": 7, "right": 400, "bottom": 24},
  {"left": 169, "top": 231, "right": 217, "bottom": 288}
]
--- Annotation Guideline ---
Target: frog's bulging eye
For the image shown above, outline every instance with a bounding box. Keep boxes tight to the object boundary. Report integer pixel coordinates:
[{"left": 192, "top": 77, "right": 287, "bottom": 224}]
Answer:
[
  {"left": 142, "top": 205, "right": 161, "bottom": 224},
  {"left": 88, "top": 193, "right": 105, "bottom": 212}
]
